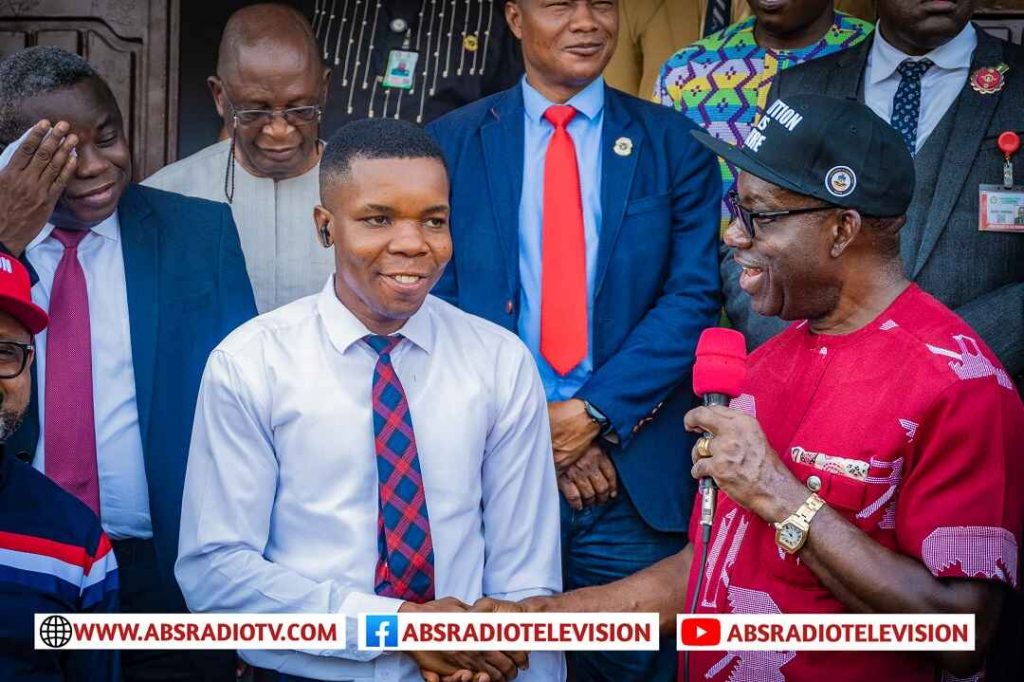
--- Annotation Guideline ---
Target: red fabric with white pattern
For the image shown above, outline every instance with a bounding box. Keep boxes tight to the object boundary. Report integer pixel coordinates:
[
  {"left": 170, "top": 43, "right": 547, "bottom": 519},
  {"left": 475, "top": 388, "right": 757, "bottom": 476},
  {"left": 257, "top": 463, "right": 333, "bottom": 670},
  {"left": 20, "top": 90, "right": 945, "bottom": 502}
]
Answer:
[{"left": 681, "top": 285, "right": 1023, "bottom": 682}]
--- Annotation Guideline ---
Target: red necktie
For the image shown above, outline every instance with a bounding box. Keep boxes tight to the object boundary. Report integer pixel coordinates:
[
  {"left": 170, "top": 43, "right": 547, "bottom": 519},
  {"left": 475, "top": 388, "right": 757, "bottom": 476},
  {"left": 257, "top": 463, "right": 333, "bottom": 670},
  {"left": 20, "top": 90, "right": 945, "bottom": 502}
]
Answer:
[
  {"left": 541, "top": 104, "right": 588, "bottom": 376},
  {"left": 45, "top": 228, "right": 100, "bottom": 515}
]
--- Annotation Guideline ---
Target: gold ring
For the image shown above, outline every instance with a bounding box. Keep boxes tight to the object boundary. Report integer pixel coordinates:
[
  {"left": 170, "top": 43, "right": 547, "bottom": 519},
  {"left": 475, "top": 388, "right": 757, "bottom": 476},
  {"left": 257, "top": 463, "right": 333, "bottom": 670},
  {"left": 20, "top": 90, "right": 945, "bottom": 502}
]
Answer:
[{"left": 696, "top": 435, "right": 714, "bottom": 459}]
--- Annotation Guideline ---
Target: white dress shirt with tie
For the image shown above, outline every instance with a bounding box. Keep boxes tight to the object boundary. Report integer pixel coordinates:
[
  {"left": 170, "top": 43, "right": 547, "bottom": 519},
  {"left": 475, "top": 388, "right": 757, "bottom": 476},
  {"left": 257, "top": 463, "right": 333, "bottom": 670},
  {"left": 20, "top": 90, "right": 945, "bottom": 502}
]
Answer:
[
  {"left": 864, "top": 21, "right": 977, "bottom": 153},
  {"left": 176, "top": 278, "right": 564, "bottom": 681},
  {"left": 26, "top": 216, "right": 153, "bottom": 540}
]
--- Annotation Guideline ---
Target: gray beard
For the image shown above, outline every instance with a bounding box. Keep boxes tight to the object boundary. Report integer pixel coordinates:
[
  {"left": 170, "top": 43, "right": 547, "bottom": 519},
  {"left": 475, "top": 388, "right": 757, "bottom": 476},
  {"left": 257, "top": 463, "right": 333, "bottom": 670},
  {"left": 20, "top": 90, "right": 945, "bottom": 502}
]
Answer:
[{"left": 0, "top": 409, "right": 23, "bottom": 443}]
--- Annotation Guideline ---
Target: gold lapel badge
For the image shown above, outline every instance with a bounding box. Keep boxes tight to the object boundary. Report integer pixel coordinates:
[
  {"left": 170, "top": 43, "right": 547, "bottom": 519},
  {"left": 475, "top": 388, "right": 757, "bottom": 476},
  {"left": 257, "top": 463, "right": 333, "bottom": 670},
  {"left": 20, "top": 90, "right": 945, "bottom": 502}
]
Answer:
[
  {"left": 613, "top": 136, "right": 633, "bottom": 157},
  {"left": 463, "top": 34, "right": 479, "bottom": 52},
  {"left": 970, "top": 63, "right": 1010, "bottom": 95}
]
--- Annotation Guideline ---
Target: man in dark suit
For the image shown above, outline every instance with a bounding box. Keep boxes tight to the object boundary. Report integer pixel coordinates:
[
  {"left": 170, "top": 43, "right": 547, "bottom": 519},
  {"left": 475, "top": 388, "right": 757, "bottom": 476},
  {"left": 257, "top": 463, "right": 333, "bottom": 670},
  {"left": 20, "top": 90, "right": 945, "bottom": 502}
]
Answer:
[
  {"left": 0, "top": 47, "right": 256, "bottom": 681},
  {"left": 724, "top": 0, "right": 1024, "bottom": 384},
  {"left": 428, "top": 1, "right": 721, "bottom": 679}
]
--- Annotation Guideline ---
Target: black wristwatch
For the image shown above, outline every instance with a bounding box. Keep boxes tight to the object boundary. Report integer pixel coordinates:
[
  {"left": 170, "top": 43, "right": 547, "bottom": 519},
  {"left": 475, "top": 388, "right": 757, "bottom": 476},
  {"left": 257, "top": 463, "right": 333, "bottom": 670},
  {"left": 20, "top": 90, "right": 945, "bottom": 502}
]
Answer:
[{"left": 581, "top": 399, "right": 614, "bottom": 439}]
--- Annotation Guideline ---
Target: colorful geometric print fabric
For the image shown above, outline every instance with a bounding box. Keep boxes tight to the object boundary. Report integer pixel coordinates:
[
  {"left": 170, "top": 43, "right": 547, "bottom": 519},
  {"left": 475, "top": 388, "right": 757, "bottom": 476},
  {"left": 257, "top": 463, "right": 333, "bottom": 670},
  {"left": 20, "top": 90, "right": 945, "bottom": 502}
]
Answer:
[{"left": 655, "top": 15, "right": 872, "bottom": 233}]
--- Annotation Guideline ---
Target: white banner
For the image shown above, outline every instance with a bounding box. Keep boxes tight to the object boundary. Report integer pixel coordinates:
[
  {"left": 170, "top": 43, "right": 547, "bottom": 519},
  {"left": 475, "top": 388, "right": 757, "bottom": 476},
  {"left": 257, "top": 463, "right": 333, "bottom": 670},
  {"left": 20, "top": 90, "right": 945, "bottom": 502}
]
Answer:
[
  {"left": 35, "top": 614, "right": 346, "bottom": 650},
  {"left": 358, "top": 612, "right": 661, "bottom": 651},
  {"left": 677, "top": 613, "right": 975, "bottom": 651}
]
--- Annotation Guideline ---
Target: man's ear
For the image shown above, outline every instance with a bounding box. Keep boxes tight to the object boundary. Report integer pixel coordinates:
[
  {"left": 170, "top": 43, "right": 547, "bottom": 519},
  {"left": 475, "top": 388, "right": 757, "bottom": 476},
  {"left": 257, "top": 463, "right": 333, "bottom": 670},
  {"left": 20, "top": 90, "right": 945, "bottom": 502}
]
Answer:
[
  {"left": 505, "top": 1, "right": 524, "bottom": 41},
  {"left": 320, "top": 67, "right": 332, "bottom": 107},
  {"left": 314, "top": 204, "right": 334, "bottom": 248},
  {"left": 208, "top": 76, "right": 227, "bottom": 119},
  {"left": 830, "top": 209, "right": 862, "bottom": 258}
]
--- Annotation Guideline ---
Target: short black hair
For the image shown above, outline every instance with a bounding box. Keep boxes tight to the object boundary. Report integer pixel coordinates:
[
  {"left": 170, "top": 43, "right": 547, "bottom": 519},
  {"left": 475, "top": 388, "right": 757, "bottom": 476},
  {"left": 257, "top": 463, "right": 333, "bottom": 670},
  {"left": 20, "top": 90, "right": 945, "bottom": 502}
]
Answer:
[
  {"left": 320, "top": 118, "right": 447, "bottom": 194},
  {"left": 0, "top": 47, "right": 100, "bottom": 145}
]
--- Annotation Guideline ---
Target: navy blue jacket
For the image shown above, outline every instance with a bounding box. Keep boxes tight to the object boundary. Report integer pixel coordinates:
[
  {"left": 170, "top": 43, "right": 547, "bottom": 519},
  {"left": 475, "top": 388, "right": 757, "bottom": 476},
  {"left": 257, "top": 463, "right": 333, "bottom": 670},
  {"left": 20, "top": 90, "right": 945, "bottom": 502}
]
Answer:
[
  {"left": 6, "top": 184, "right": 257, "bottom": 610},
  {"left": 0, "top": 446, "right": 119, "bottom": 681},
  {"left": 428, "top": 85, "right": 721, "bottom": 532}
]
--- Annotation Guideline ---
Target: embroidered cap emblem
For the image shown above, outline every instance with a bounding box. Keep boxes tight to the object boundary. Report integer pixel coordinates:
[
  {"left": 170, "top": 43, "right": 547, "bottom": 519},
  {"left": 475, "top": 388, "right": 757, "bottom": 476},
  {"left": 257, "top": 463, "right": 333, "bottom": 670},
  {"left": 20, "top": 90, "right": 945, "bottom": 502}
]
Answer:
[{"left": 825, "top": 165, "right": 856, "bottom": 197}]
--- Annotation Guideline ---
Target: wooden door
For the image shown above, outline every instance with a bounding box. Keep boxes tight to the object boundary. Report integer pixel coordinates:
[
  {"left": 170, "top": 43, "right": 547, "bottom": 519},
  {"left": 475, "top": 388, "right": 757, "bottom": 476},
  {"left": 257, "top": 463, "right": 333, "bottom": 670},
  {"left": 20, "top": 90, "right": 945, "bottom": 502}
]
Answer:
[{"left": 0, "top": 0, "right": 180, "bottom": 180}]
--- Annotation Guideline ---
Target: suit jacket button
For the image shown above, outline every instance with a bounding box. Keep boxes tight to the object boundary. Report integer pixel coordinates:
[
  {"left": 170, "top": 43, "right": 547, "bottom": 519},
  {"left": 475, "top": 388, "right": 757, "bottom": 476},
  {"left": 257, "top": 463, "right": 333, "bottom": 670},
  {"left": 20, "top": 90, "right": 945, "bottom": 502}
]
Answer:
[{"left": 505, "top": 299, "right": 514, "bottom": 315}]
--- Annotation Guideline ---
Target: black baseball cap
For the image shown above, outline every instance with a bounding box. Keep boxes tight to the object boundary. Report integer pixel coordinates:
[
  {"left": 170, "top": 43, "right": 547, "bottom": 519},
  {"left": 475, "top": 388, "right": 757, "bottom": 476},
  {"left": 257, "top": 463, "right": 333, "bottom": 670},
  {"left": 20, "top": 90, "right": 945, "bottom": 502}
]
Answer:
[{"left": 692, "top": 94, "right": 915, "bottom": 217}]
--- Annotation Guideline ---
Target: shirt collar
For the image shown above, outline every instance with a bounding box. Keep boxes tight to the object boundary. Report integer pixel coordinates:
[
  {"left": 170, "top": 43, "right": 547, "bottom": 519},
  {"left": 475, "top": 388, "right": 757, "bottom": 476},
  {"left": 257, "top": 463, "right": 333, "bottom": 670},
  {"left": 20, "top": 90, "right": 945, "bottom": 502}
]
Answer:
[
  {"left": 315, "top": 276, "right": 435, "bottom": 357},
  {"left": 27, "top": 210, "right": 121, "bottom": 252},
  {"left": 522, "top": 75, "right": 605, "bottom": 124},
  {"left": 869, "top": 20, "right": 977, "bottom": 84}
]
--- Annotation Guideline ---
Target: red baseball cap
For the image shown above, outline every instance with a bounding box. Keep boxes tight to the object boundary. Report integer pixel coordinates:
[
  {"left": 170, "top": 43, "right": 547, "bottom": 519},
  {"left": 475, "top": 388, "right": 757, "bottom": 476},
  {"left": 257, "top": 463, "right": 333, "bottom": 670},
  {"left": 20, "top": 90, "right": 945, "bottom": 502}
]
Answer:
[{"left": 0, "top": 254, "right": 47, "bottom": 334}]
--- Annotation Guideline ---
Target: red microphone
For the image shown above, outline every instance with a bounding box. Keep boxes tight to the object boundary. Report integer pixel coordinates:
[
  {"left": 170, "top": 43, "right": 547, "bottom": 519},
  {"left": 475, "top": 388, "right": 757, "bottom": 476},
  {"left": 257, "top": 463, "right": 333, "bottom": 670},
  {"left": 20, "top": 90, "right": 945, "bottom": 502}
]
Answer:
[{"left": 692, "top": 328, "right": 748, "bottom": 537}]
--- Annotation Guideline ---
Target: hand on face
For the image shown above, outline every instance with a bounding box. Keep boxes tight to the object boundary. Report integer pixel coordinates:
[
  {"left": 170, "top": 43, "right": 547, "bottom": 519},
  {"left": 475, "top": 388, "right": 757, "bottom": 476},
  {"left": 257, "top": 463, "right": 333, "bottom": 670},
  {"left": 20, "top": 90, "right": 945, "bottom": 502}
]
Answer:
[
  {"left": 548, "top": 399, "right": 600, "bottom": 472},
  {"left": 0, "top": 120, "right": 78, "bottom": 255},
  {"left": 685, "top": 405, "right": 804, "bottom": 523}
]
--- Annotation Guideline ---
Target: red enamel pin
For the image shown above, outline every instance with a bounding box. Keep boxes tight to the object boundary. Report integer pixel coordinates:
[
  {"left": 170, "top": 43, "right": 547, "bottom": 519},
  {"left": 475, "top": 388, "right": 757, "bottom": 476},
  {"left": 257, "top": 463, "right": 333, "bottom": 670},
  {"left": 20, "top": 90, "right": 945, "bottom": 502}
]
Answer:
[{"left": 970, "top": 64, "right": 1010, "bottom": 95}]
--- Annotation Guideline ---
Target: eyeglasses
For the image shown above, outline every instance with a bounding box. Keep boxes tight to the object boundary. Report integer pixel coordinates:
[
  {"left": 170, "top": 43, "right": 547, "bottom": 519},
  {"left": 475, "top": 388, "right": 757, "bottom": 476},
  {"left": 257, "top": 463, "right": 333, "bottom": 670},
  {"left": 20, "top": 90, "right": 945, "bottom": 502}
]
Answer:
[
  {"left": 727, "top": 189, "right": 838, "bottom": 240},
  {"left": 228, "top": 102, "right": 322, "bottom": 128},
  {"left": 0, "top": 341, "right": 33, "bottom": 379}
]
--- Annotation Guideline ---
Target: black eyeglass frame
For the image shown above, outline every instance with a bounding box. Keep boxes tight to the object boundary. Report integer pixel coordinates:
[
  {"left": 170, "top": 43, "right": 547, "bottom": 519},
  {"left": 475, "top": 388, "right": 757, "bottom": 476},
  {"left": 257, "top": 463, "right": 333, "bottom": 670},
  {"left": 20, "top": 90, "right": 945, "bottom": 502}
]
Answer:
[
  {"left": 0, "top": 341, "right": 34, "bottom": 380},
  {"left": 727, "top": 189, "right": 839, "bottom": 239}
]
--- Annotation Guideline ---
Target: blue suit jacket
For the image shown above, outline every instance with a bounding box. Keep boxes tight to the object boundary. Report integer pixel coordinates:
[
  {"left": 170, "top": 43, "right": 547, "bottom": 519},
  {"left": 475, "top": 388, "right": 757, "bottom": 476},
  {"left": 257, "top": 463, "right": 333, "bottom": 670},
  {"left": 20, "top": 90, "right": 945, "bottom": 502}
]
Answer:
[
  {"left": 7, "top": 184, "right": 257, "bottom": 608},
  {"left": 428, "top": 85, "right": 721, "bottom": 532}
]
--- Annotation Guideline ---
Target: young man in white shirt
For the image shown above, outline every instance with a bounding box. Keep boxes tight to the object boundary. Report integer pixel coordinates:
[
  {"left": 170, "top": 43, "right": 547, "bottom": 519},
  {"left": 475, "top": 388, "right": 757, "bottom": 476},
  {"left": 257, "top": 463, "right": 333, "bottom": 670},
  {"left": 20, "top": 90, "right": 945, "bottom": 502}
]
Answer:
[{"left": 176, "top": 118, "right": 563, "bottom": 682}]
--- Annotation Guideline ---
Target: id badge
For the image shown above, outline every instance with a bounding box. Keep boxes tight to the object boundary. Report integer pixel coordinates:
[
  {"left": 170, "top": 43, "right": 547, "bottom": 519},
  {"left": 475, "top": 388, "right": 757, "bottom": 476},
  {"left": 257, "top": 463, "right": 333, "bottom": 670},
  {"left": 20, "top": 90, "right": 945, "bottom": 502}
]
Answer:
[
  {"left": 978, "top": 184, "right": 1024, "bottom": 233},
  {"left": 382, "top": 49, "right": 419, "bottom": 90}
]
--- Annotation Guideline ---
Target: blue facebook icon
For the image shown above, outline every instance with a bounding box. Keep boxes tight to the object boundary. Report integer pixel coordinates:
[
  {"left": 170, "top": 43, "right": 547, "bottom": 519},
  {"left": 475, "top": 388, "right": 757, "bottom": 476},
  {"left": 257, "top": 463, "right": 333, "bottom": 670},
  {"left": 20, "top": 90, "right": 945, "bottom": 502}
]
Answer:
[{"left": 365, "top": 614, "right": 399, "bottom": 648}]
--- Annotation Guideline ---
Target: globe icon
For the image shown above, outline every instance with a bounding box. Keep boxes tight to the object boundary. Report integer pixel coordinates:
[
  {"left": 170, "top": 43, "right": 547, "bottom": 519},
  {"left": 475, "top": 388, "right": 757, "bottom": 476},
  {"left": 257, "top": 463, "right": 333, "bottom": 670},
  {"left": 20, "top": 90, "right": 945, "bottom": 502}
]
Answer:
[{"left": 39, "top": 615, "right": 73, "bottom": 648}]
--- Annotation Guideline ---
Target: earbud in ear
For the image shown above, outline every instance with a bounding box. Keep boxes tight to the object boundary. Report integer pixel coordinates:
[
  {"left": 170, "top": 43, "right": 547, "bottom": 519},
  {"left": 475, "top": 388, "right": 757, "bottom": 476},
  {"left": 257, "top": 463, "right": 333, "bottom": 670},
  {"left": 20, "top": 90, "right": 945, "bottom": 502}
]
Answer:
[{"left": 320, "top": 225, "right": 331, "bottom": 246}]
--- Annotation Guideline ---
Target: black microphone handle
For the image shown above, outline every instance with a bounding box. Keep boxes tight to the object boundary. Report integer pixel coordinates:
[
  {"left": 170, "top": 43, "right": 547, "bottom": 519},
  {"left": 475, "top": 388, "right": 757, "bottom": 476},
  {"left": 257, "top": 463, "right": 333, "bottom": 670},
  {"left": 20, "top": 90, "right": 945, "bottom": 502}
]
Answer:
[{"left": 698, "top": 392, "right": 729, "bottom": 535}]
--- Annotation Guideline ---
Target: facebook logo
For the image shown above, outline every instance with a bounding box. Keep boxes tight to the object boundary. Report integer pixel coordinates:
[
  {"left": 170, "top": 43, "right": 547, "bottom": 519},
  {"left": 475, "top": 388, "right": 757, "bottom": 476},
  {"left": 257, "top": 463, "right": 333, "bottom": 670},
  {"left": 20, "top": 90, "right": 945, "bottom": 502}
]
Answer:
[{"left": 364, "top": 614, "right": 399, "bottom": 648}]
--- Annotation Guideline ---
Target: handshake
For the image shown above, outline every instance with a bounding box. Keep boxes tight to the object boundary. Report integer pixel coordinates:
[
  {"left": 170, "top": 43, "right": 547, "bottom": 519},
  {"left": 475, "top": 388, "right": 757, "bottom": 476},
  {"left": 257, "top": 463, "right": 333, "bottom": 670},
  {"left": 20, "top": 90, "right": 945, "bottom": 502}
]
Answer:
[{"left": 400, "top": 594, "right": 553, "bottom": 682}]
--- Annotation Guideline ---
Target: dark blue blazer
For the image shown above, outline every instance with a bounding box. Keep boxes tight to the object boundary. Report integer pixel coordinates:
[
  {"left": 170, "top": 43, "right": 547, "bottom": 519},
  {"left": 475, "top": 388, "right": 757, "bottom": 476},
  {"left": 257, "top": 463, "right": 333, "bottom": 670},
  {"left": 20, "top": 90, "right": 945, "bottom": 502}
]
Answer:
[
  {"left": 7, "top": 184, "right": 257, "bottom": 609},
  {"left": 428, "top": 85, "right": 722, "bottom": 532}
]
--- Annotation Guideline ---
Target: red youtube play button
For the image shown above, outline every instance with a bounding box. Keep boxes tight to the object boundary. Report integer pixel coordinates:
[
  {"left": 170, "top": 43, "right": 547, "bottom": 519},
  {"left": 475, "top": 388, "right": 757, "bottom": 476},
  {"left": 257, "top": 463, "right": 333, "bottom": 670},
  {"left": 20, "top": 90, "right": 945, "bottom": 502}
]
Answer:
[{"left": 680, "top": 617, "right": 722, "bottom": 646}]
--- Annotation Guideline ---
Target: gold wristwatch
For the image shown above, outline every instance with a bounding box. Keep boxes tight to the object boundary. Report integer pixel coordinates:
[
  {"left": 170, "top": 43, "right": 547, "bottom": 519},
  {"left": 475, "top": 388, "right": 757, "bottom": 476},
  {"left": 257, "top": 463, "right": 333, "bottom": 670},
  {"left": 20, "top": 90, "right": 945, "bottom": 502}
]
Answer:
[{"left": 774, "top": 493, "right": 825, "bottom": 554}]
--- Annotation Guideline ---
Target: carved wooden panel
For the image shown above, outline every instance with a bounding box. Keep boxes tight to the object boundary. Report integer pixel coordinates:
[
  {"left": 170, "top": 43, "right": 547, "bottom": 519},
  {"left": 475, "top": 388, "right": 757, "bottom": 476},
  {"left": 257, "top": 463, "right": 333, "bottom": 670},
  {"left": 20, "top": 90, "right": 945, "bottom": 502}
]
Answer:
[{"left": 0, "top": 0, "right": 180, "bottom": 180}]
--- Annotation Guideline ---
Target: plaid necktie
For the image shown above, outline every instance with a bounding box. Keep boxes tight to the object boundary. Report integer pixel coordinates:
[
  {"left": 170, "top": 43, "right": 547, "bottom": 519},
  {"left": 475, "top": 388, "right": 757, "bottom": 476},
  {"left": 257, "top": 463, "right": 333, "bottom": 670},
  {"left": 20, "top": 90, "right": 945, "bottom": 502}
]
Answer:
[
  {"left": 364, "top": 334, "right": 435, "bottom": 602},
  {"left": 891, "top": 58, "right": 933, "bottom": 154}
]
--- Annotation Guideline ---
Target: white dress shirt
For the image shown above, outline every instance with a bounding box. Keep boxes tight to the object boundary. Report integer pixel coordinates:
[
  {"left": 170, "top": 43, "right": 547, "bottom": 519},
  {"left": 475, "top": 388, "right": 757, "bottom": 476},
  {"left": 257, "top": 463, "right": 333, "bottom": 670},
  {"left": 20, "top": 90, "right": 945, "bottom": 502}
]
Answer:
[
  {"left": 143, "top": 140, "right": 334, "bottom": 314},
  {"left": 865, "top": 21, "right": 977, "bottom": 153},
  {"left": 26, "top": 215, "right": 152, "bottom": 539},
  {"left": 177, "top": 279, "right": 564, "bottom": 681}
]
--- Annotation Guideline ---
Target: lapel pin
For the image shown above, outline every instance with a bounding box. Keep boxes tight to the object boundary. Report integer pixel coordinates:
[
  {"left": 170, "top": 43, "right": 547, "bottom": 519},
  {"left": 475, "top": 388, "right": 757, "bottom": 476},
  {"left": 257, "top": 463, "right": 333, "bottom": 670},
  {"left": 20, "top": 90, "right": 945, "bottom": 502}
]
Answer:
[
  {"left": 970, "top": 63, "right": 1009, "bottom": 95},
  {"left": 613, "top": 136, "right": 633, "bottom": 157}
]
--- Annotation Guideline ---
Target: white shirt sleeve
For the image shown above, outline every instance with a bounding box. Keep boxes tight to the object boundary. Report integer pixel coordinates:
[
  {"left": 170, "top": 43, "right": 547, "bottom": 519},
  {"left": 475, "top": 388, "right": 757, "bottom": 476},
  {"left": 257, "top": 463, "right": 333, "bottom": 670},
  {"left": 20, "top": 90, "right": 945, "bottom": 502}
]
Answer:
[
  {"left": 480, "top": 341, "right": 565, "bottom": 680},
  {"left": 175, "top": 349, "right": 403, "bottom": 661}
]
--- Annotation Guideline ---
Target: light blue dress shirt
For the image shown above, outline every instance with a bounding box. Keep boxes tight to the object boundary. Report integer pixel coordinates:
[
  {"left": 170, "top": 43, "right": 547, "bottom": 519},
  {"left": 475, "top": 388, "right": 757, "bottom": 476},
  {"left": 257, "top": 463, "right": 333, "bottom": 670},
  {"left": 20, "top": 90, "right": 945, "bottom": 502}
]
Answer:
[{"left": 518, "top": 76, "right": 604, "bottom": 401}]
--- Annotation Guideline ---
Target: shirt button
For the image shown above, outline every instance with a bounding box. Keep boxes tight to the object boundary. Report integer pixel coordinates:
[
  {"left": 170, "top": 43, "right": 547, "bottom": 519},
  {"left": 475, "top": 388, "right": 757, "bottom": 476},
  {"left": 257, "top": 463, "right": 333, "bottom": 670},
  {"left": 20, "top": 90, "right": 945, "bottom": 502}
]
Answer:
[
  {"left": 505, "top": 299, "right": 514, "bottom": 315},
  {"left": 806, "top": 475, "right": 822, "bottom": 492},
  {"left": 390, "top": 17, "right": 408, "bottom": 33}
]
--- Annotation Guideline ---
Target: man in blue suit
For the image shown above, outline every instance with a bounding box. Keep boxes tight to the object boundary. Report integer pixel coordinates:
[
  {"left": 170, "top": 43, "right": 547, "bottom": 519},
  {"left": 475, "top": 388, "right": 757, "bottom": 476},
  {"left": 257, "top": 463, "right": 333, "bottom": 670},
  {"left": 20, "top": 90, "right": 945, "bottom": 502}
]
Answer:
[
  {"left": 428, "top": 1, "right": 721, "bottom": 679},
  {"left": 0, "top": 47, "right": 256, "bottom": 681}
]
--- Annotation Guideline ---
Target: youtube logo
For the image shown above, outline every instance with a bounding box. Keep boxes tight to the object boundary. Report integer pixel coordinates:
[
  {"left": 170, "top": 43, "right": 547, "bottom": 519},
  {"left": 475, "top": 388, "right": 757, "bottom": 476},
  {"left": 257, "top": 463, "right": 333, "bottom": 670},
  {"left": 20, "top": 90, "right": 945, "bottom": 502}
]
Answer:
[{"left": 680, "top": 617, "right": 722, "bottom": 647}]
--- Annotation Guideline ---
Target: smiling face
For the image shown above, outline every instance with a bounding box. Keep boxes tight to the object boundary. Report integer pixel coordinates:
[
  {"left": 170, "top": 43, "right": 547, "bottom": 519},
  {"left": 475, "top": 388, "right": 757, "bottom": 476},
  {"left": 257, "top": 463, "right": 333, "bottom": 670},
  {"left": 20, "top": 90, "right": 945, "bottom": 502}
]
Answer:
[
  {"left": 506, "top": 0, "right": 618, "bottom": 102},
  {"left": 724, "top": 172, "right": 843, "bottom": 321},
  {"left": 18, "top": 77, "right": 130, "bottom": 229},
  {"left": 314, "top": 156, "right": 452, "bottom": 334},
  {"left": 877, "top": 0, "right": 976, "bottom": 55},
  {"left": 212, "top": 39, "right": 328, "bottom": 179}
]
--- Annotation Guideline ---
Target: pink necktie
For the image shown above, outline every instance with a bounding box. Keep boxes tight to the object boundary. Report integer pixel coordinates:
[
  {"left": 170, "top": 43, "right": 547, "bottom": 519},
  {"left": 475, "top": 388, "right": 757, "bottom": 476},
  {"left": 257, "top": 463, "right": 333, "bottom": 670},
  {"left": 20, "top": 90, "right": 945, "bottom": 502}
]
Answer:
[{"left": 45, "top": 228, "right": 100, "bottom": 515}]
